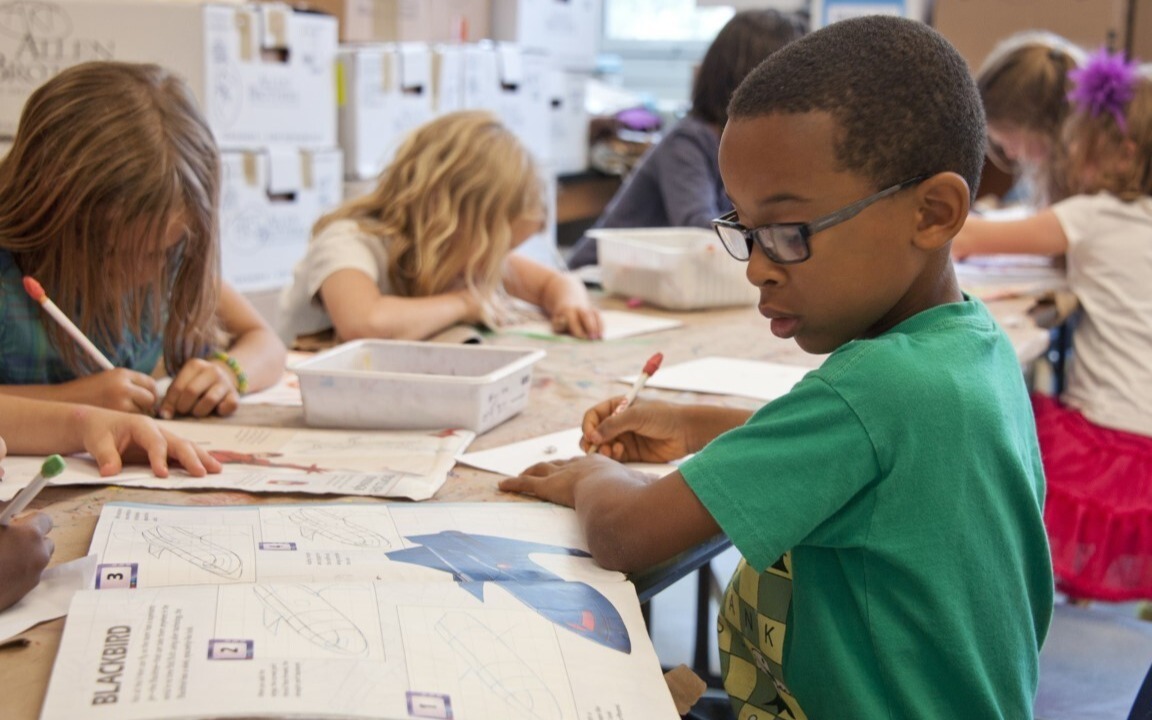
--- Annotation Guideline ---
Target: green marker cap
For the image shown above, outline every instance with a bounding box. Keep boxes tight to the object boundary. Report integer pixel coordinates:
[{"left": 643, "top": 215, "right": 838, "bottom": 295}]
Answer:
[{"left": 41, "top": 454, "right": 67, "bottom": 479}]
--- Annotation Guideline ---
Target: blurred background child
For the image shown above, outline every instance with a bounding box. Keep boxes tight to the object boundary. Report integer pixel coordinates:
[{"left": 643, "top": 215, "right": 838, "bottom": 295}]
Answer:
[
  {"left": 977, "top": 31, "right": 1086, "bottom": 208},
  {"left": 0, "top": 62, "right": 286, "bottom": 419},
  {"left": 566, "top": 8, "right": 806, "bottom": 268},
  {"left": 954, "top": 53, "right": 1152, "bottom": 601},
  {"left": 279, "top": 110, "right": 601, "bottom": 343}
]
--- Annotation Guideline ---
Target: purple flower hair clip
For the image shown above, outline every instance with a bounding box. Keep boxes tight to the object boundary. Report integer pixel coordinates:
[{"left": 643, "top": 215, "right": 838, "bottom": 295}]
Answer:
[{"left": 1068, "top": 47, "right": 1140, "bottom": 134}]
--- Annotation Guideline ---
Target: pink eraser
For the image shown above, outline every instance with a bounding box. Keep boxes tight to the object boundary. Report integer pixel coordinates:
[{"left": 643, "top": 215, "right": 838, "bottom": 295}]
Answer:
[
  {"left": 22, "top": 276, "right": 46, "bottom": 302},
  {"left": 643, "top": 352, "right": 663, "bottom": 377}
]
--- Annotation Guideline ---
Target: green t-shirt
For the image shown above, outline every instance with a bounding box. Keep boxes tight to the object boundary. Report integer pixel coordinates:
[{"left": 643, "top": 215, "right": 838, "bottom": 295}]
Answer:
[{"left": 680, "top": 298, "right": 1053, "bottom": 719}]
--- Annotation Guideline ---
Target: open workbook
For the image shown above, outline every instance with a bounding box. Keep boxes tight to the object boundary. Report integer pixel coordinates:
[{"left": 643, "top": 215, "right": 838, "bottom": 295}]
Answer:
[{"left": 40, "top": 502, "right": 679, "bottom": 719}]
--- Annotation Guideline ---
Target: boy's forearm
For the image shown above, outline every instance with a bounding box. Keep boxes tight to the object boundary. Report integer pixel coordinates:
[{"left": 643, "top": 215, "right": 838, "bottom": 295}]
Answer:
[{"left": 572, "top": 467, "right": 721, "bottom": 573}]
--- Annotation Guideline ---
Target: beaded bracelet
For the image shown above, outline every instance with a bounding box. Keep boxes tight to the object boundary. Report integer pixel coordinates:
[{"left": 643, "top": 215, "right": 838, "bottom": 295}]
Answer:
[{"left": 210, "top": 350, "right": 249, "bottom": 394}]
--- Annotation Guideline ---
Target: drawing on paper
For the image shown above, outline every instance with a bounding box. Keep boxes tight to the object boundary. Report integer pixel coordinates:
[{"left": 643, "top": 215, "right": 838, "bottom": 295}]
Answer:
[
  {"left": 254, "top": 585, "right": 369, "bottom": 655},
  {"left": 387, "top": 531, "right": 631, "bottom": 653},
  {"left": 287, "top": 507, "right": 391, "bottom": 548},
  {"left": 208, "top": 450, "right": 326, "bottom": 474},
  {"left": 142, "top": 526, "right": 243, "bottom": 578},
  {"left": 435, "top": 612, "right": 562, "bottom": 720}
]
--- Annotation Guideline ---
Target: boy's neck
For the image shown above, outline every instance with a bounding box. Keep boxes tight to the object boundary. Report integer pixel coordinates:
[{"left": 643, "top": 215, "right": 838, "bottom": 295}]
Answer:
[{"left": 861, "top": 254, "right": 964, "bottom": 340}]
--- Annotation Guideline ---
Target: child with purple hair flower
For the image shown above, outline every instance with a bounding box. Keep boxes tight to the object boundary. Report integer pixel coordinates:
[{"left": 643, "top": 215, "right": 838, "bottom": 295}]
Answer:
[{"left": 954, "top": 49, "right": 1152, "bottom": 602}]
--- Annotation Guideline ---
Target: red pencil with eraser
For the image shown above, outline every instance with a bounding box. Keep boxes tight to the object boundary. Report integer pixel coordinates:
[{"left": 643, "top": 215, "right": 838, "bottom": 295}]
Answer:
[
  {"left": 587, "top": 352, "right": 663, "bottom": 455},
  {"left": 23, "top": 276, "right": 114, "bottom": 371}
]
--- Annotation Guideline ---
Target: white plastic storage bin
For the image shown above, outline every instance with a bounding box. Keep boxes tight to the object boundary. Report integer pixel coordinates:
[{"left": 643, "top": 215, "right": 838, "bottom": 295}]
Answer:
[
  {"left": 294, "top": 340, "right": 546, "bottom": 433},
  {"left": 589, "top": 228, "right": 760, "bottom": 310}
]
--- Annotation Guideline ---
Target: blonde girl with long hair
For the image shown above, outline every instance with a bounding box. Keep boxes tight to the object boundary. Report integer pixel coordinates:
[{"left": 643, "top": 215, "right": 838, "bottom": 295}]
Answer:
[
  {"left": 278, "top": 111, "right": 601, "bottom": 343},
  {"left": 977, "top": 31, "right": 1086, "bottom": 207},
  {"left": 954, "top": 54, "right": 1152, "bottom": 601},
  {"left": 0, "top": 62, "right": 286, "bottom": 418}
]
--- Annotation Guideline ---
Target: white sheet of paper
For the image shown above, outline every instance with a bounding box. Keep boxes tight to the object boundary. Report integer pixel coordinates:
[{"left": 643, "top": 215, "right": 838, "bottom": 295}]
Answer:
[
  {"left": 457, "top": 428, "right": 680, "bottom": 478},
  {"left": 0, "top": 554, "right": 97, "bottom": 643},
  {"left": 0, "top": 423, "right": 474, "bottom": 502},
  {"left": 503, "top": 309, "right": 682, "bottom": 340},
  {"left": 42, "top": 502, "right": 682, "bottom": 720},
  {"left": 622, "top": 356, "right": 810, "bottom": 402}
]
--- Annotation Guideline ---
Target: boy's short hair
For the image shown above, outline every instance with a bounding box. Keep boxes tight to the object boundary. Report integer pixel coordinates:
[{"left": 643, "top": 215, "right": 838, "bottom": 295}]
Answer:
[{"left": 728, "top": 16, "right": 986, "bottom": 199}]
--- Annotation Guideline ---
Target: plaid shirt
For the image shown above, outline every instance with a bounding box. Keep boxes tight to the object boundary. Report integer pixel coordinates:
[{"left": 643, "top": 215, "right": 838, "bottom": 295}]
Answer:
[{"left": 0, "top": 250, "right": 163, "bottom": 383}]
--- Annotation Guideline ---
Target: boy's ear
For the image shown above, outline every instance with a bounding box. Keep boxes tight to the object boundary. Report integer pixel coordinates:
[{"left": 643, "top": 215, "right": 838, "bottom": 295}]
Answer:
[{"left": 912, "top": 172, "right": 970, "bottom": 251}]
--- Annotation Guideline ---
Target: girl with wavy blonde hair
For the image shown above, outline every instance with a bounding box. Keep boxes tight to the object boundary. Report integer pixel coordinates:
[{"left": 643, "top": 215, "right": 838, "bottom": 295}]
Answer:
[
  {"left": 279, "top": 110, "right": 600, "bottom": 343},
  {"left": 0, "top": 61, "right": 285, "bottom": 418}
]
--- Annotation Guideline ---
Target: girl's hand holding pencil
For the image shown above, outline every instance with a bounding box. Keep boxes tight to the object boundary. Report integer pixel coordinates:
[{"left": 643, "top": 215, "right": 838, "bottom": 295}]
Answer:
[{"left": 23, "top": 276, "right": 160, "bottom": 414}]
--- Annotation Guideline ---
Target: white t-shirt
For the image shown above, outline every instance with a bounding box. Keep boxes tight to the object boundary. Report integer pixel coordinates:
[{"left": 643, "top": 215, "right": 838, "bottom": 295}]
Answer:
[
  {"left": 277, "top": 219, "right": 394, "bottom": 343},
  {"left": 1052, "top": 192, "right": 1152, "bottom": 436}
]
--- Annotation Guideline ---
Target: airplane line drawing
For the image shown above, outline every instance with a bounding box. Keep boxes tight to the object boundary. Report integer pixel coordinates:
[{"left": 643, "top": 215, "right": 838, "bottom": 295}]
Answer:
[
  {"left": 287, "top": 507, "right": 392, "bottom": 548},
  {"left": 435, "top": 612, "right": 564, "bottom": 720},
  {"left": 254, "top": 584, "right": 369, "bottom": 655},
  {"left": 141, "top": 525, "right": 243, "bottom": 579}
]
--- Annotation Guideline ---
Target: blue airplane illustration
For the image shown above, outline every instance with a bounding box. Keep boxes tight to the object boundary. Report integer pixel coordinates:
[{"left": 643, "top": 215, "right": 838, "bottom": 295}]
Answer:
[{"left": 386, "top": 531, "right": 631, "bottom": 654}]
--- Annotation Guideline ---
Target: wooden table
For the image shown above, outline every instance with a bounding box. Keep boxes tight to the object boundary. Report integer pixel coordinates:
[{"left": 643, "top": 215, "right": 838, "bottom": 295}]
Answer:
[{"left": 0, "top": 295, "right": 1048, "bottom": 719}]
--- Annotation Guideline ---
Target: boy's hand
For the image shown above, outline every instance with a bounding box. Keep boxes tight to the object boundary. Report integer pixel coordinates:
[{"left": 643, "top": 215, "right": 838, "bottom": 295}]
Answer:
[
  {"left": 499, "top": 454, "right": 641, "bottom": 506},
  {"left": 0, "top": 512, "right": 54, "bottom": 611},
  {"left": 75, "top": 408, "right": 223, "bottom": 478},
  {"left": 551, "top": 305, "right": 603, "bottom": 340},
  {"left": 582, "top": 397, "right": 692, "bottom": 463},
  {"left": 158, "top": 358, "right": 240, "bottom": 419},
  {"left": 64, "top": 368, "right": 158, "bottom": 415}
]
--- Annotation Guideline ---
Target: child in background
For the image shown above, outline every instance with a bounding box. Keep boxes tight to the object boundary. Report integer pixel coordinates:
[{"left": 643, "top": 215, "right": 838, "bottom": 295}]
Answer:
[
  {"left": 954, "top": 54, "right": 1152, "bottom": 601},
  {"left": 503, "top": 17, "right": 1052, "bottom": 718},
  {"left": 278, "top": 111, "right": 601, "bottom": 344},
  {"left": 0, "top": 395, "right": 222, "bottom": 610},
  {"left": 566, "top": 8, "right": 806, "bottom": 268},
  {"left": 977, "top": 31, "right": 1086, "bottom": 207},
  {"left": 0, "top": 62, "right": 286, "bottom": 419}
]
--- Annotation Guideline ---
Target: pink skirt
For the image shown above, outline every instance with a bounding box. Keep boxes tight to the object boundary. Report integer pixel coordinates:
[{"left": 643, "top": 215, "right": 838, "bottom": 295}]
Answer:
[{"left": 1033, "top": 393, "right": 1152, "bottom": 601}]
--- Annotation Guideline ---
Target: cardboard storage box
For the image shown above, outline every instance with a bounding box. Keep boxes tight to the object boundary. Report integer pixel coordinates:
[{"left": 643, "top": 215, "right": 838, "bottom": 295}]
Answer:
[
  {"left": 591, "top": 228, "right": 760, "bottom": 310},
  {"left": 294, "top": 340, "right": 545, "bottom": 432},
  {"left": 307, "top": 0, "right": 490, "bottom": 43},
  {"left": 491, "top": 0, "right": 601, "bottom": 71},
  {"left": 461, "top": 42, "right": 552, "bottom": 163},
  {"left": 0, "top": 1, "right": 337, "bottom": 148},
  {"left": 338, "top": 43, "right": 434, "bottom": 179},
  {"left": 549, "top": 70, "right": 590, "bottom": 175},
  {"left": 219, "top": 147, "right": 344, "bottom": 292}
]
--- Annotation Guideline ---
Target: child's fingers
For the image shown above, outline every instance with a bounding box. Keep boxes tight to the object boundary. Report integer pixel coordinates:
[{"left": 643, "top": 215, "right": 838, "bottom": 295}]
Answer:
[
  {"left": 191, "top": 381, "right": 237, "bottom": 418},
  {"left": 581, "top": 397, "right": 625, "bottom": 446},
  {"left": 13, "top": 511, "right": 53, "bottom": 536},
  {"left": 89, "top": 432, "right": 126, "bottom": 477},
  {"left": 579, "top": 308, "right": 603, "bottom": 340},
  {"left": 498, "top": 475, "right": 536, "bottom": 496}
]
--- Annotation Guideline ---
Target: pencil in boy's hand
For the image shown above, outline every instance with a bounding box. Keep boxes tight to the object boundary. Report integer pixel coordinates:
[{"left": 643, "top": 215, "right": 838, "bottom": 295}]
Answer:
[
  {"left": 23, "top": 276, "right": 114, "bottom": 371},
  {"left": 587, "top": 352, "right": 664, "bottom": 455},
  {"left": 0, "top": 455, "right": 67, "bottom": 526}
]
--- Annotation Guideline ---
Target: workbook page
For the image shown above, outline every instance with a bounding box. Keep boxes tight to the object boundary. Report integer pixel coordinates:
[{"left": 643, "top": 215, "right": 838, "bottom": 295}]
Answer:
[
  {"left": 0, "top": 424, "right": 474, "bottom": 502},
  {"left": 42, "top": 579, "right": 679, "bottom": 719}
]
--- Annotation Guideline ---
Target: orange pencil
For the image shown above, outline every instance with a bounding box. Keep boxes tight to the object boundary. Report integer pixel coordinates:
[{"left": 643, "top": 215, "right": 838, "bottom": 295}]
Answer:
[{"left": 587, "top": 352, "right": 663, "bottom": 455}]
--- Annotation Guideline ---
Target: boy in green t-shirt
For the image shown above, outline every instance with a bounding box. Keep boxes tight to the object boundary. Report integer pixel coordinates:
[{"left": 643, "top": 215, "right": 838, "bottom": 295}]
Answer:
[{"left": 502, "top": 15, "right": 1053, "bottom": 719}]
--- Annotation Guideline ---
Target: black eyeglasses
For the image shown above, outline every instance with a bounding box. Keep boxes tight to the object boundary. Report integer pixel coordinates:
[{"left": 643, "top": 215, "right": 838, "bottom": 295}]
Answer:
[{"left": 711, "top": 176, "right": 929, "bottom": 263}]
